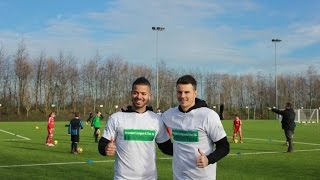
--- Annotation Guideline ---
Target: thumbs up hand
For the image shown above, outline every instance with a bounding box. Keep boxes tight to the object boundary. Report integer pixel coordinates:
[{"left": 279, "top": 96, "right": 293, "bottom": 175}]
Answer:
[
  {"left": 196, "top": 148, "right": 209, "bottom": 168},
  {"left": 105, "top": 137, "right": 116, "bottom": 156}
]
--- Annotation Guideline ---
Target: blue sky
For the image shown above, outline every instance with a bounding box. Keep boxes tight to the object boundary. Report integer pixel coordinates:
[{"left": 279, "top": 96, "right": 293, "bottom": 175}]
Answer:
[{"left": 0, "top": 0, "right": 319, "bottom": 74}]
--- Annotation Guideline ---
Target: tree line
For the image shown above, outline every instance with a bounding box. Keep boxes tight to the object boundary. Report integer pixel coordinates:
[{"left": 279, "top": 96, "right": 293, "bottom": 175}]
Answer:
[{"left": 0, "top": 40, "right": 319, "bottom": 121}]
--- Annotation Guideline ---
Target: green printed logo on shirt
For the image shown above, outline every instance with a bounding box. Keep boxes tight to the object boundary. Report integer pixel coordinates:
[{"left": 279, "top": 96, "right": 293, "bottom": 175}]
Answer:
[
  {"left": 124, "top": 129, "right": 156, "bottom": 141},
  {"left": 172, "top": 129, "right": 199, "bottom": 142}
]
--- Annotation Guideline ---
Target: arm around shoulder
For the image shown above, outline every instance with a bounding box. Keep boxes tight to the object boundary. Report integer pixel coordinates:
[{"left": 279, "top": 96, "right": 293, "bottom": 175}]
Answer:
[
  {"left": 157, "top": 139, "right": 173, "bottom": 156},
  {"left": 207, "top": 136, "right": 230, "bottom": 164},
  {"left": 98, "top": 137, "right": 110, "bottom": 156}
]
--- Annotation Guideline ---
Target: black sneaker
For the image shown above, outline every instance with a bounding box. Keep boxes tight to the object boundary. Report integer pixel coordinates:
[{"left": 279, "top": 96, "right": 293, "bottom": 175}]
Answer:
[{"left": 287, "top": 148, "right": 293, "bottom": 153}]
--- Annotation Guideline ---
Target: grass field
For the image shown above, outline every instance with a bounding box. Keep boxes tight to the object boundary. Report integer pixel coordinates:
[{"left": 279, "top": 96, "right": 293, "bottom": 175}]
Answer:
[{"left": 1, "top": 120, "right": 320, "bottom": 180}]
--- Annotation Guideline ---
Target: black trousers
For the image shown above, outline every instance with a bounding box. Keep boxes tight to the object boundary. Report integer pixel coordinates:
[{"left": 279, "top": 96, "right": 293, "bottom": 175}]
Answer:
[
  {"left": 94, "top": 128, "right": 100, "bottom": 142},
  {"left": 284, "top": 129, "right": 294, "bottom": 151}
]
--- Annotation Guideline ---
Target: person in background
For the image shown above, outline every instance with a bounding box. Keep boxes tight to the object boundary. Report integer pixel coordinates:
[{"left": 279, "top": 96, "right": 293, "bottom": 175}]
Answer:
[
  {"left": 91, "top": 111, "right": 103, "bottom": 143},
  {"left": 98, "top": 77, "right": 173, "bottom": 180},
  {"left": 233, "top": 114, "right": 243, "bottom": 143},
  {"left": 86, "top": 111, "right": 93, "bottom": 125},
  {"left": 68, "top": 112, "right": 84, "bottom": 154},
  {"left": 156, "top": 107, "right": 162, "bottom": 115},
  {"left": 161, "top": 75, "right": 230, "bottom": 179},
  {"left": 46, "top": 112, "right": 56, "bottom": 146},
  {"left": 269, "top": 103, "right": 296, "bottom": 152},
  {"left": 219, "top": 104, "right": 224, "bottom": 120}
]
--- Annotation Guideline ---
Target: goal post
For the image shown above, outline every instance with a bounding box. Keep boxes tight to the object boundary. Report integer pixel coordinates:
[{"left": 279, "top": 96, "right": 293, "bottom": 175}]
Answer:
[{"left": 294, "top": 109, "right": 319, "bottom": 123}]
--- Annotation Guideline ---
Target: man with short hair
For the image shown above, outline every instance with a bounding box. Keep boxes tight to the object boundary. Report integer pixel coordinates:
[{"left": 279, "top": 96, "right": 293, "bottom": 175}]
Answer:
[
  {"left": 98, "top": 77, "right": 173, "bottom": 180},
  {"left": 269, "top": 103, "right": 296, "bottom": 152},
  {"left": 162, "top": 75, "right": 230, "bottom": 180}
]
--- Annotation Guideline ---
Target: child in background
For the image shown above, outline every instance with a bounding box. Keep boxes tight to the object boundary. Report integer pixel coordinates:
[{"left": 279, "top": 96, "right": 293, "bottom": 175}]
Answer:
[
  {"left": 46, "top": 112, "right": 56, "bottom": 146},
  {"left": 233, "top": 114, "right": 243, "bottom": 143},
  {"left": 68, "top": 112, "right": 84, "bottom": 154},
  {"left": 91, "top": 111, "right": 103, "bottom": 143},
  {"left": 86, "top": 111, "right": 93, "bottom": 125}
]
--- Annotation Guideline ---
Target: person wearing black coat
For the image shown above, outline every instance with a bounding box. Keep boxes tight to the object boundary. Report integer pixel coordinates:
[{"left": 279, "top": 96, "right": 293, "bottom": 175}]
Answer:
[{"left": 269, "top": 102, "right": 296, "bottom": 152}]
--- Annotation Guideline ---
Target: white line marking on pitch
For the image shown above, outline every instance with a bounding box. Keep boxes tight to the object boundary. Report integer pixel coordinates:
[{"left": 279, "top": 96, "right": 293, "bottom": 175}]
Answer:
[
  {"left": 2, "top": 148, "right": 320, "bottom": 168},
  {"left": 0, "top": 160, "right": 115, "bottom": 168},
  {"left": 0, "top": 149, "right": 320, "bottom": 168},
  {"left": 228, "top": 136, "right": 320, "bottom": 146},
  {"left": 1, "top": 137, "right": 319, "bottom": 168},
  {"left": 0, "top": 129, "right": 31, "bottom": 140},
  {"left": 229, "top": 149, "right": 320, "bottom": 156},
  {"left": 3, "top": 139, "right": 29, "bottom": 141}
]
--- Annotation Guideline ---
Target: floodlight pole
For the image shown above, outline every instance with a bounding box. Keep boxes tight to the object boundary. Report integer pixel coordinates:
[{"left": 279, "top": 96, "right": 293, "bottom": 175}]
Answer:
[
  {"left": 272, "top": 39, "right": 281, "bottom": 109},
  {"left": 246, "top": 106, "right": 249, "bottom": 120},
  {"left": 152, "top": 26, "right": 165, "bottom": 109}
]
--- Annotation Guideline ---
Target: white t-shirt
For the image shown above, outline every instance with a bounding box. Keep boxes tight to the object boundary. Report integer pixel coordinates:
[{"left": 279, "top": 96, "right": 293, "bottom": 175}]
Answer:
[
  {"left": 102, "top": 111, "right": 170, "bottom": 180},
  {"left": 162, "top": 107, "right": 227, "bottom": 180}
]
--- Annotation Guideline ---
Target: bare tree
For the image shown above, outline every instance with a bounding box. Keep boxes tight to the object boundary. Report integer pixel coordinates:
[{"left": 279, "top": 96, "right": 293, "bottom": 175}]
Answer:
[
  {"left": 205, "top": 73, "right": 222, "bottom": 109},
  {"left": 156, "top": 62, "right": 178, "bottom": 109},
  {"left": 0, "top": 44, "right": 7, "bottom": 101},
  {"left": 55, "top": 51, "right": 68, "bottom": 112},
  {"left": 23, "top": 87, "right": 32, "bottom": 117},
  {"left": 81, "top": 52, "right": 101, "bottom": 113},
  {"left": 220, "top": 74, "right": 235, "bottom": 115},
  {"left": 2, "top": 38, "right": 320, "bottom": 120},
  {"left": 14, "top": 40, "right": 33, "bottom": 115},
  {"left": 306, "top": 66, "right": 317, "bottom": 108},
  {"left": 292, "top": 73, "right": 307, "bottom": 108},
  {"left": 69, "top": 64, "right": 80, "bottom": 112},
  {"left": 33, "top": 51, "right": 46, "bottom": 110},
  {"left": 44, "top": 58, "right": 58, "bottom": 113},
  {"left": 0, "top": 46, "right": 14, "bottom": 113}
]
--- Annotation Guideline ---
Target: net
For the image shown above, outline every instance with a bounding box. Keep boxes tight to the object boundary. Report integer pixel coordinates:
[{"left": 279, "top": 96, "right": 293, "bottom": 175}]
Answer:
[{"left": 294, "top": 109, "right": 319, "bottom": 123}]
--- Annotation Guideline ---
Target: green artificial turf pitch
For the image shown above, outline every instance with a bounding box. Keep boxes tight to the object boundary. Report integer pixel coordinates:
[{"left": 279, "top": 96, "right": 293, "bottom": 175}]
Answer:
[{"left": 0, "top": 120, "right": 319, "bottom": 180}]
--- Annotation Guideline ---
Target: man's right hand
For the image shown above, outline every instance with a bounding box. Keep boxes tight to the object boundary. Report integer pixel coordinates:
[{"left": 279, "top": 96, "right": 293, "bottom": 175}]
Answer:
[{"left": 105, "top": 137, "right": 116, "bottom": 156}]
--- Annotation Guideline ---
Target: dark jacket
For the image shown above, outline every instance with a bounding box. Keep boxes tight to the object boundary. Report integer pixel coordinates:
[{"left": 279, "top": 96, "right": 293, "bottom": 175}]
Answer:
[
  {"left": 272, "top": 108, "right": 296, "bottom": 130},
  {"left": 68, "top": 118, "right": 84, "bottom": 135}
]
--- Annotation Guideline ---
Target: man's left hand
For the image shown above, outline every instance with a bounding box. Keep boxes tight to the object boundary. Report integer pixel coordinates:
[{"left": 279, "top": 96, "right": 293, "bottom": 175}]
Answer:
[{"left": 196, "top": 148, "right": 209, "bottom": 168}]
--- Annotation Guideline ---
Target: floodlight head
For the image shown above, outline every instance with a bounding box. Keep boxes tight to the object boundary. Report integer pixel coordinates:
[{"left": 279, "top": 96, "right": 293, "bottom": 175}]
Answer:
[
  {"left": 152, "top": 27, "right": 165, "bottom": 31},
  {"left": 272, "top": 39, "right": 282, "bottom": 42}
]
